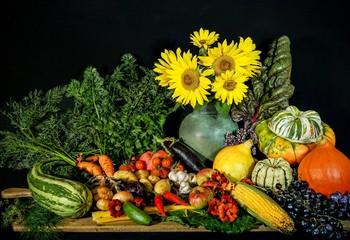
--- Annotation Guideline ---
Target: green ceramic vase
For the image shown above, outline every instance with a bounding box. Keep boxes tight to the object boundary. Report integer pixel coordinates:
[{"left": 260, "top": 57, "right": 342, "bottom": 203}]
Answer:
[{"left": 179, "top": 103, "right": 238, "bottom": 162}]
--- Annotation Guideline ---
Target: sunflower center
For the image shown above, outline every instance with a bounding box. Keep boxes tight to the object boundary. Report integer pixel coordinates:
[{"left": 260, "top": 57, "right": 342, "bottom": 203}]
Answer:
[
  {"left": 224, "top": 80, "right": 236, "bottom": 91},
  {"left": 181, "top": 69, "right": 200, "bottom": 90},
  {"left": 213, "top": 56, "right": 235, "bottom": 75}
]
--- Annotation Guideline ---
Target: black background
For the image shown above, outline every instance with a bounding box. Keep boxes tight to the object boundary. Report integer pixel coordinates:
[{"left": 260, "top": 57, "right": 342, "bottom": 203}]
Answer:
[{"left": 1, "top": 0, "right": 349, "bottom": 239}]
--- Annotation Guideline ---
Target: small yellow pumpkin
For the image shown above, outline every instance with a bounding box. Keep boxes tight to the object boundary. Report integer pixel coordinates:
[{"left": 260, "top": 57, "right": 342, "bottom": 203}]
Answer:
[{"left": 212, "top": 139, "right": 255, "bottom": 182}]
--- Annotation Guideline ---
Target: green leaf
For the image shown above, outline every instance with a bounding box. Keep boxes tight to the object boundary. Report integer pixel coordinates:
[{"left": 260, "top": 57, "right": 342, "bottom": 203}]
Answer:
[
  {"left": 230, "top": 35, "right": 294, "bottom": 132},
  {"left": 215, "top": 101, "right": 231, "bottom": 117}
]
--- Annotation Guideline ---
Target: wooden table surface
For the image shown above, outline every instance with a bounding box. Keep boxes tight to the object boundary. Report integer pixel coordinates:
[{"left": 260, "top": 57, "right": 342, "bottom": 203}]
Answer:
[{"left": 2, "top": 187, "right": 349, "bottom": 234}]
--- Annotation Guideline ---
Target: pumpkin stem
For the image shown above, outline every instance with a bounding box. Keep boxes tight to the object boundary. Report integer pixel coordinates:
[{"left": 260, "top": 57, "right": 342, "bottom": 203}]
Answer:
[
  {"left": 315, "top": 135, "right": 328, "bottom": 146},
  {"left": 243, "top": 139, "right": 254, "bottom": 149}
]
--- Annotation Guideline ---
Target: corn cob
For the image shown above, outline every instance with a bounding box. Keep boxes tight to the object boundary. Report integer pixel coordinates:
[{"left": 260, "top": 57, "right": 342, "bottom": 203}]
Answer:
[{"left": 230, "top": 182, "right": 296, "bottom": 234}]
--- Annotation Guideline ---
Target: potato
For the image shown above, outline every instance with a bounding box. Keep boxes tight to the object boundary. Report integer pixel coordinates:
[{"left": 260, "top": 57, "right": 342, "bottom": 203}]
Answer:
[
  {"left": 96, "top": 198, "right": 110, "bottom": 211},
  {"left": 113, "top": 170, "right": 138, "bottom": 182},
  {"left": 139, "top": 178, "right": 153, "bottom": 194},
  {"left": 148, "top": 174, "right": 161, "bottom": 185},
  {"left": 153, "top": 179, "right": 171, "bottom": 195},
  {"left": 135, "top": 169, "right": 150, "bottom": 180}
]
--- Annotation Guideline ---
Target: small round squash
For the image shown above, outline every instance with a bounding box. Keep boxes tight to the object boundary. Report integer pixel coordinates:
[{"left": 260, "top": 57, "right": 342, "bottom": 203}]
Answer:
[
  {"left": 255, "top": 120, "right": 335, "bottom": 166},
  {"left": 268, "top": 105, "right": 323, "bottom": 144},
  {"left": 251, "top": 157, "right": 293, "bottom": 190}
]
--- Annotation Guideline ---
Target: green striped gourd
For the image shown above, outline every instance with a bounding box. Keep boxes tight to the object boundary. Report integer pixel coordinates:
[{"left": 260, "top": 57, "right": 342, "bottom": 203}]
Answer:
[
  {"left": 27, "top": 159, "right": 93, "bottom": 218},
  {"left": 268, "top": 105, "right": 323, "bottom": 144},
  {"left": 251, "top": 157, "right": 293, "bottom": 190}
]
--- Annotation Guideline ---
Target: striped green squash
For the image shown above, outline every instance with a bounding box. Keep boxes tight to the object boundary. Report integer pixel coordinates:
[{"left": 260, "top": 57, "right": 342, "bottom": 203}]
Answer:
[
  {"left": 251, "top": 158, "right": 293, "bottom": 190},
  {"left": 268, "top": 105, "right": 323, "bottom": 144},
  {"left": 27, "top": 159, "right": 93, "bottom": 219}
]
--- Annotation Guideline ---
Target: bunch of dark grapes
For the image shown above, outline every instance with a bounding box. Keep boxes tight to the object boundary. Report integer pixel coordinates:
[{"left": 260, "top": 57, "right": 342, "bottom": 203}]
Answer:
[
  {"left": 225, "top": 127, "right": 258, "bottom": 155},
  {"left": 264, "top": 175, "right": 349, "bottom": 239}
]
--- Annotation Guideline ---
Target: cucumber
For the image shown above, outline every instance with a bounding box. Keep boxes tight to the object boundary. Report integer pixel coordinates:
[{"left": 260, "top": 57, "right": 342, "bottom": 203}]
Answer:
[
  {"left": 27, "top": 159, "right": 93, "bottom": 219},
  {"left": 123, "top": 201, "right": 152, "bottom": 225}
]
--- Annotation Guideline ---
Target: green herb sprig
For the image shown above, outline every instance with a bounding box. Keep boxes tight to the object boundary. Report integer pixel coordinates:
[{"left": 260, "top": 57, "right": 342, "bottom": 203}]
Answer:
[{"left": 0, "top": 53, "right": 174, "bottom": 171}]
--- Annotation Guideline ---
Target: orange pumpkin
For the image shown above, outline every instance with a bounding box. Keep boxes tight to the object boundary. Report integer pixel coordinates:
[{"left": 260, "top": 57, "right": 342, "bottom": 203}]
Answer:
[{"left": 297, "top": 137, "right": 350, "bottom": 198}]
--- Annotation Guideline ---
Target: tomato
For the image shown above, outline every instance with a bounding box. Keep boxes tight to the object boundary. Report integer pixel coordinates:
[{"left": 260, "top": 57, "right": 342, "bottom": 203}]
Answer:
[
  {"left": 151, "top": 149, "right": 172, "bottom": 168},
  {"left": 118, "top": 162, "right": 137, "bottom": 172},
  {"left": 152, "top": 157, "right": 162, "bottom": 167},
  {"left": 151, "top": 168, "right": 162, "bottom": 177},
  {"left": 153, "top": 150, "right": 169, "bottom": 158},
  {"left": 159, "top": 168, "right": 170, "bottom": 179},
  {"left": 135, "top": 160, "right": 147, "bottom": 170},
  {"left": 140, "top": 150, "right": 155, "bottom": 171},
  {"left": 161, "top": 157, "right": 174, "bottom": 169},
  {"left": 171, "top": 162, "right": 185, "bottom": 171}
]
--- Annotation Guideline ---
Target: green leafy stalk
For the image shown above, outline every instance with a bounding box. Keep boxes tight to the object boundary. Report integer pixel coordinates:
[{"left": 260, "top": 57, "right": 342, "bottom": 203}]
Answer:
[
  {"left": 230, "top": 36, "right": 294, "bottom": 142},
  {"left": 0, "top": 87, "right": 80, "bottom": 169},
  {"left": 0, "top": 53, "right": 174, "bottom": 170}
]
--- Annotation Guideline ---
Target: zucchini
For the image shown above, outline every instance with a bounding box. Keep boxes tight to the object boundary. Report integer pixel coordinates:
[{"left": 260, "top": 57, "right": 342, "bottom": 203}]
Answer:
[{"left": 123, "top": 201, "right": 152, "bottom": 225}]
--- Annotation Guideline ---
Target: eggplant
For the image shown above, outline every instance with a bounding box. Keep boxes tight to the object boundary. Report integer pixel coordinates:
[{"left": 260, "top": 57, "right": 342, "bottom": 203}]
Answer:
[{"left": 161, "top": 137, "right": 206, "bottom": 173}]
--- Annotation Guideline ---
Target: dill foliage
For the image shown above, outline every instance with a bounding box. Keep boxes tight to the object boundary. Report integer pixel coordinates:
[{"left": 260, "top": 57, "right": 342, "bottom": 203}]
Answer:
[
  {"left": 0, "top": 53, "right": 174, "bottom": 171},
  {"left": 1, "top": 198, "right": 64, "bottom": 240}
]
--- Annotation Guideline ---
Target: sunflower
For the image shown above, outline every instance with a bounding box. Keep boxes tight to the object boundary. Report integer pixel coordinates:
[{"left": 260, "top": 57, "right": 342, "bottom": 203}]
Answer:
[
  {"left": 166, "top": 51, "right": 212, "bottom": 108},
  {"left": 190, "top": 28, "right": 220, "bottom": 50},
  {"left": 153, "top": 48, "right": 181, "bottom": 87},
  {"left": 211, "top": 70, "right": 249, "bottom": 105},
  {"left": 199, "top": 37, "right": 262, "bottom": 78}
]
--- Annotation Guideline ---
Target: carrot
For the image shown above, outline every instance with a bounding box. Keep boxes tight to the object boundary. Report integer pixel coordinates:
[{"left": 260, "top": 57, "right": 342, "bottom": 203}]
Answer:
[
  {"left": 99, "top": 154, "right": 115, "bottom": 177},
  {"left": 162, "top": 191, "right": 189, "bottom": 206},
  {"left": 85, "top": 155, "right": 100, "bottom": 162},
  {"left": 76, "top": 161, "right": 103, "bottom": 176}
]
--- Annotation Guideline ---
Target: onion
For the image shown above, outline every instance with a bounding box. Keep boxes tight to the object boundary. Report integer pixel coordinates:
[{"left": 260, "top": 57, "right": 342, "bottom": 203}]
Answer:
[{"left": 112, "top": 191, "right": 134, "bottom": 202}]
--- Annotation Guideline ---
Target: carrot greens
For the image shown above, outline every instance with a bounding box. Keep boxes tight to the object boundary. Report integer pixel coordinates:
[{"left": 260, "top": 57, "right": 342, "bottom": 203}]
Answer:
[{"left": 0, "top": 54, "right": 173, "bottom": 171}]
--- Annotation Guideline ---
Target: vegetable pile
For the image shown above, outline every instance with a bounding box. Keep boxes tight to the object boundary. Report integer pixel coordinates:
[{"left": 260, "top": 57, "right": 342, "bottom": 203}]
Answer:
[{"left": 0, "top": 35, "right": 349, "bottom": 240}]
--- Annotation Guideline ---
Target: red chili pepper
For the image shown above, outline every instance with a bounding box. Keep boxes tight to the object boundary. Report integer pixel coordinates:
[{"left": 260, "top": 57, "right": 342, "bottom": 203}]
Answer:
[
  {"left": 154, "top": 194, "right": 166, "bottom": 216},
  {"left": 162, "top": 191, "right": 189, "bottom": 206}
]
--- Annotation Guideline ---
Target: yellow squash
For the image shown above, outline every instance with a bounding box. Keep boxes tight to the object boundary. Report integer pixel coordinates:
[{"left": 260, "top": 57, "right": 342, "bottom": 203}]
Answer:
[{"left": 213, "top": 139, "right": 255, "bottom": 182}]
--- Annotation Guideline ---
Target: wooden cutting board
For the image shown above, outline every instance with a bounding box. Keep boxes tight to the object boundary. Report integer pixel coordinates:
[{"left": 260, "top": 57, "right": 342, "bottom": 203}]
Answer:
[{"left": 1, "top": 188, "right": 349, "bottom": 233}]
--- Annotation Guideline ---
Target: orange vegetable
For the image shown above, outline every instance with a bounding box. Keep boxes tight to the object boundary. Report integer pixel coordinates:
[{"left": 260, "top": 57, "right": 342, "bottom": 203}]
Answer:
[
  {"left": 255, "top": 121, "right": 336, "bottom": 166},
  {"left": 99, "top": 154, "right": 115, "bottom": 177},
  {"left": 298, "top": 137, "right": 350, "bottom": 198},
  {"left": 76, "top": 161, "right": 103, "bottom": 176},
  {"left": 76, "top": 154, "right": 115, "bottom": 177}
]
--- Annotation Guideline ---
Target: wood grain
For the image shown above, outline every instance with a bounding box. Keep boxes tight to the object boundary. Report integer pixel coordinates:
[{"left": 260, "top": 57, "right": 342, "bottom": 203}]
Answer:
[
  {"left": 10, "top": 217, "right": 350, "bottom": 233},
  {"left": 2, "top": 188, "right": 349, "bottom": 233}
]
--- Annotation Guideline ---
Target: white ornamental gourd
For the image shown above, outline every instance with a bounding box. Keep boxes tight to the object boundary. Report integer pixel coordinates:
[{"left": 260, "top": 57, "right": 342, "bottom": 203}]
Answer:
[
  {"left": 251, "top": 158, "right": 293, "bottom": 191},
  {"left": 268, "top": 105, "right": 323, "bottom": 144}
]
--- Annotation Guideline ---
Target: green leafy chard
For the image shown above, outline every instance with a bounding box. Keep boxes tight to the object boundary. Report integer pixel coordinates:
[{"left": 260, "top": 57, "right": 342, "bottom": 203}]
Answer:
[{"left": 227, "top": 36, "right": 294, "bottom": 146}]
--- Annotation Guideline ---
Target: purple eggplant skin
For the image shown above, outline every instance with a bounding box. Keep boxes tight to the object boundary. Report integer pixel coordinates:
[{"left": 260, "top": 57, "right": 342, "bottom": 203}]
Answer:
[{"left": 162, "top": 138, "right": 205, "bottom": 172}]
